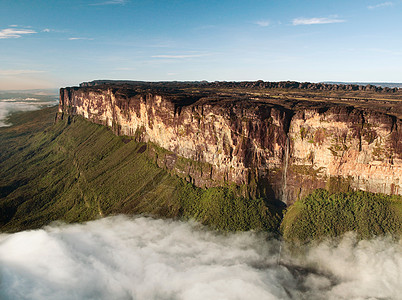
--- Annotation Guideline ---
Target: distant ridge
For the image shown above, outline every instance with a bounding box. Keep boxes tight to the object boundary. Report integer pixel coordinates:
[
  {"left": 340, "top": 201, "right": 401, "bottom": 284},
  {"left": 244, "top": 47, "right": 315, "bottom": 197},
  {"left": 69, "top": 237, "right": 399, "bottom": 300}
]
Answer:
[
  {"left": 323, "top": 82, "right": 402, "bottom": 89},
  {"left": 79, "top": 79, "right": 401, "bottom": 93}
]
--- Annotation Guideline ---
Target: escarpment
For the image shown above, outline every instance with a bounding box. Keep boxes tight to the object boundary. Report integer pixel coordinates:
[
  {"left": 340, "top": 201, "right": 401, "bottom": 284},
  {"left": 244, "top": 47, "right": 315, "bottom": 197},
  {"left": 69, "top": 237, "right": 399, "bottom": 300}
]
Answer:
[{"left": 59, "top": 82, "right": 402, "bottom": 205}]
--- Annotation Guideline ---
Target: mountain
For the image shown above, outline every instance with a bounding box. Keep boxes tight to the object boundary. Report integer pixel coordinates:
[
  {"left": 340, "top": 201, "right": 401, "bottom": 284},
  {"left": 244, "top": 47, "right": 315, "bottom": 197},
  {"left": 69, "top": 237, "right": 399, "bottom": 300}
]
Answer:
[
  {"left": 0, "top": 80, "right": 401, "bottom": 241},
  {"left": 59, "top": 81, "right": 402, "bottom": 204},
  {"left": 323, "top": 82, "right": 402, "bottom": 89}
]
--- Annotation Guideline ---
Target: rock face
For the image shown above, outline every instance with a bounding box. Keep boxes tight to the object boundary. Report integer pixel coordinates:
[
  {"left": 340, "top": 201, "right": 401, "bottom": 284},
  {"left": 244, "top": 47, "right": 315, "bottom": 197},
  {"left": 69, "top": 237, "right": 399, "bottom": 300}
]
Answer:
[
  {"left": 59, "top": 84, "right": 402, "bottom": 205},
  {"left": 286, "top": 107, "right": 401, "bottom": 202}
]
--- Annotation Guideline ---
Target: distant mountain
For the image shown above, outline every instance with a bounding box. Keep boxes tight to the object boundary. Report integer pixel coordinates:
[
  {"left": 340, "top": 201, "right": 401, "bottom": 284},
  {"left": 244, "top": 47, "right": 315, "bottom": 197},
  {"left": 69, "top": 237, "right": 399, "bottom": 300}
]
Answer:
[{"left": 323, "top": 82, "right": 402, "bottom": 88}]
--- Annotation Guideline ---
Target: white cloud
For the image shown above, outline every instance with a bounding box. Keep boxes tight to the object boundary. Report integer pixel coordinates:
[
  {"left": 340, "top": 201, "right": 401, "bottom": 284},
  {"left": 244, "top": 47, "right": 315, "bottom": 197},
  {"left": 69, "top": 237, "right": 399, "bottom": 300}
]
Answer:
[
  {"left": 90, "top": 0, "right": 128, "bottom": 5},
  {"left": 68, "top": 37, "right": 94, "bottom": 40},
  {"left": 0, "top": 216, "right": 400, "bottom": 299},
  {"left": 43, "top": 28, "right": 68, "bottom": 34},
  {"left": 255, "top": 20, "right": 270, "bottom": 27},
  {"left": 292, "top": 17, "right": 345, "bottom": 25},
  {"left": 0, "top": 69, "right": 45, "bottom": 76},
  {"left": 152, "top": 54, "right": 208, "bottom": 59},
  {"left": 0, "top": 95, "right": 57, "bottom": 127},
  {"left": 368, "top": 2, "right": 393, "bottom": 9},
  {"left": 0, "top": 28, "right": 37, "bottom": 39}
]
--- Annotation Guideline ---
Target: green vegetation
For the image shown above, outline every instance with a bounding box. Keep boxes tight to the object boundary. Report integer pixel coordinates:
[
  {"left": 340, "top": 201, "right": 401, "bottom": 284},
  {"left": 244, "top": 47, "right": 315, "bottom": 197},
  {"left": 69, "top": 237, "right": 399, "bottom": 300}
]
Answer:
[
  {"left": 290, "top": 164, "right": 324, "bottom": 179},
  {"left": 325, "top": 176, "right": 353, "bottom": 194},
  {"left": 0, "top": 107, "right": 281, "bottom": 232},
  {"left": 178, "top": 184, "right": 281, "bottom": 231},
  {"left": 1, "top": 107, "right": 401, "bottom": 242},
  {"left": 299, "top": 126, "right": 307, "bottom": 140},
  {"left": 147, "top": 141, "right": 215, "bottom": 186},
  {"left": 281, "top": 189, "right": 402, "bottom": 243}
]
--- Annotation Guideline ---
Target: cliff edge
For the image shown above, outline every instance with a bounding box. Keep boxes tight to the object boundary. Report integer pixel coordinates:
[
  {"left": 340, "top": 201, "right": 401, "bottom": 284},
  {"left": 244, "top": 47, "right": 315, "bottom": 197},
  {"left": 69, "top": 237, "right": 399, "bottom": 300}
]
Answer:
[{"left": 59, "top": 81, "right": 402, "bottom": 205}]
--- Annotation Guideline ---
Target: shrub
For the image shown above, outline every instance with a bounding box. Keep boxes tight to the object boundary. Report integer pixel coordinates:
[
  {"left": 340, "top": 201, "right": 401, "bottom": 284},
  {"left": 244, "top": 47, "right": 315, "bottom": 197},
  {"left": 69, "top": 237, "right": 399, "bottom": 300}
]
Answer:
[{"left": 281, "top": 189, "right": 402, "bottom": 243}]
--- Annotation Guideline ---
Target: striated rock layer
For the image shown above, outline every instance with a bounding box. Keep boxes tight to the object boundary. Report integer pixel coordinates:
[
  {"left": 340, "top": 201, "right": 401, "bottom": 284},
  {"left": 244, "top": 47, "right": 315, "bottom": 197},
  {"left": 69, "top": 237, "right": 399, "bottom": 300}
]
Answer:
[{"left": 59, "top": 84, "right": 402, "bottom": 205}]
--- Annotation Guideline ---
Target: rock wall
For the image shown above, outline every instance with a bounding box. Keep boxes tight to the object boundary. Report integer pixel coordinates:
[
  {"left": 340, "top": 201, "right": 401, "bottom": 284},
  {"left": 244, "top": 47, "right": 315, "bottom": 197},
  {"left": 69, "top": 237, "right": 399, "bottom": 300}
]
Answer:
[
  {"left": 286, "top": 107, "right": 401, "bottom": 201},
  {"left": 59, "top": 86, "right": 402, "bottom": 205}
]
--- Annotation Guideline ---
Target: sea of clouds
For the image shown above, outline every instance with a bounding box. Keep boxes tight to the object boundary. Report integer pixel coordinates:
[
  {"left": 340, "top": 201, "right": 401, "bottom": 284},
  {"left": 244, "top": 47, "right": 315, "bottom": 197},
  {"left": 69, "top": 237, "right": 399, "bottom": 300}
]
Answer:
[
  {"left": 0, "top": 93, "right": 58, "bottom": 126},
  {"left": 0, "top": 216, "right": 400, "bottom": 300}
]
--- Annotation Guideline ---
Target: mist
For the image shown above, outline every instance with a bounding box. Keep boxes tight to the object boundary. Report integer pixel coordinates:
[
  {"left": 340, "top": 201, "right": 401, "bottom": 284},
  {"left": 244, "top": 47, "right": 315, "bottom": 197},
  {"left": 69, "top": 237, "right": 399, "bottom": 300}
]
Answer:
[
  {"left": 0, "top": 93, "right": 58, "bottom": 126},
  {"left": 0, "top": 216, "right": 400, "bottom": 300}
]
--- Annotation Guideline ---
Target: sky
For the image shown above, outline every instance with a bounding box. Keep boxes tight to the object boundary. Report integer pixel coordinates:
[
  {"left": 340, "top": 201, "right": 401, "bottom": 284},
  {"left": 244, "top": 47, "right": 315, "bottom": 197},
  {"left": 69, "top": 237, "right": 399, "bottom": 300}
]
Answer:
[{"left": 1, "top": 0, "right": 402, "bottom": 89}]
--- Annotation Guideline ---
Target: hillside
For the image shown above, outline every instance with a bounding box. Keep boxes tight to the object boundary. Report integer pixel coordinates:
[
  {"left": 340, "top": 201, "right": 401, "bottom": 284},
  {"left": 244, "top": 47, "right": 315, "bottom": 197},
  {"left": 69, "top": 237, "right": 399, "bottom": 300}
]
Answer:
[
  {"left": 0, "top": 107, "right": 280, "bottom": 233},
  {"left": 0, "top": 81, "right": 401, "bottom": 241}
]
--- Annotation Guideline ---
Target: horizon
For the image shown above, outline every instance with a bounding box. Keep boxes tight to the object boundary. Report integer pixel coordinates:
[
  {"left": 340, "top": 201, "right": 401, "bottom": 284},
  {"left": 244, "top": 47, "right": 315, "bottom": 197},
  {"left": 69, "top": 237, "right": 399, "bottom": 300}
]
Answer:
[
  {"left": 1, "top": 0, "right": 402, "bottom": 90},
  {"left": 1, "top": 79, "right": 402, "bottom": 92}
]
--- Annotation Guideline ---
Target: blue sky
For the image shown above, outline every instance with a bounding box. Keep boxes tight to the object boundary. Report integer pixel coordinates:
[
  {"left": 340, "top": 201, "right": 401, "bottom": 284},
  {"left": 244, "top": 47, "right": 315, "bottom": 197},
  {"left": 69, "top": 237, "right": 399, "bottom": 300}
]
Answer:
[{"left": 1, "top": 0, "right": 402, "bottom": 89}]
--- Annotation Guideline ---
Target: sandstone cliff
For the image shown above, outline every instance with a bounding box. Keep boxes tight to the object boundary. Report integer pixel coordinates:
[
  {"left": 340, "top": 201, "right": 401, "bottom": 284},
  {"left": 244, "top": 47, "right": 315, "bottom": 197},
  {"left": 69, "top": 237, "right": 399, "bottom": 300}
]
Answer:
[{"left": 59, "top": 83, "right": 402, "bottom": 205}]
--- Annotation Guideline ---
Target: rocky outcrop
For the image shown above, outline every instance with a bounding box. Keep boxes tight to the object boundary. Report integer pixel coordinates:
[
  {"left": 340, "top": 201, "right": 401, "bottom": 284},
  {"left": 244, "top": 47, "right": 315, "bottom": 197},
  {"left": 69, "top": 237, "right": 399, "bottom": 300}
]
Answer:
[
  {"left": 286, "top": 107, "right": 401, "bottom": 201},
  {"left": 80, "top": 80, "right": 401, "bottom": 93},
  {"left": 208, "top": 81, "right": 400, "bottom": 93},
  {"left": 59, "top": 84, "right": 402, "bottom": 205}
]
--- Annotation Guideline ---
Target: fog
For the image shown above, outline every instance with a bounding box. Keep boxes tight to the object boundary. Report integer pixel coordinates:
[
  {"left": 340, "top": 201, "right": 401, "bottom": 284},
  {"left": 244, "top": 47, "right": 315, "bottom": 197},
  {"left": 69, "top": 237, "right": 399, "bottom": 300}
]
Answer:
[
  {"left": 0, "top": 216, "right": 400, "bottom": 300},
  {"left": 0, "top": 94, "right": 58, "bottom": 126}
]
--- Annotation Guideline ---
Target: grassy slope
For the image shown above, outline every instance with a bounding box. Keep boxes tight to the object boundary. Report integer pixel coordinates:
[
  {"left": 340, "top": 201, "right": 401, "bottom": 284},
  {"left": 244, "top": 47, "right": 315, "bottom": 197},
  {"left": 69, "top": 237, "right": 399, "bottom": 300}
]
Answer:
[
  {"left": 1, "top": 107, "right": 400, "bottom": 241},
  {"left": 281, "top": 189, "right": 402, "bottom": 242},
  {"left": 0, "top": 107, "right": 281, "bottom": 232}
]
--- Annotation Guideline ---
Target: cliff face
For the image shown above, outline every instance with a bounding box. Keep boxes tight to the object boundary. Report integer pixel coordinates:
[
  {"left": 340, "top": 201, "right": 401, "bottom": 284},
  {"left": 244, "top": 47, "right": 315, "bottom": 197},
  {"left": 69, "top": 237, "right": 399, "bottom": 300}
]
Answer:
[
  {"left": 287, "top": 107, "right": 401, "bottom": 201},
  {"left": 59, "top": 85, "right": 402, "bottom": 205}
]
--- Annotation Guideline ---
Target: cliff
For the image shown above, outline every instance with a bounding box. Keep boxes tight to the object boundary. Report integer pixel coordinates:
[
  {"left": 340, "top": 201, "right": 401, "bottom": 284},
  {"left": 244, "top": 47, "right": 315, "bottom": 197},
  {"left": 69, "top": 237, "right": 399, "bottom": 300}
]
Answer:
[{"left": 59, "top": 83, "right": 402, "bottom": 205}]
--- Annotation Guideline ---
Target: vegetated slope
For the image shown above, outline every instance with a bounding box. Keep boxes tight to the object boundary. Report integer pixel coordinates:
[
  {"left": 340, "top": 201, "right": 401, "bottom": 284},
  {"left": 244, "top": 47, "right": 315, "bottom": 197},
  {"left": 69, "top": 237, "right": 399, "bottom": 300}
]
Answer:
[
  {"left": 281, "top": 189, "right": 402, "bottom": 242},
  {"left": 1, "top": 107, "right": 401, "bottom": 241},
  {"left": 0, "top": 107, "right": 280, "bottom": 232}
]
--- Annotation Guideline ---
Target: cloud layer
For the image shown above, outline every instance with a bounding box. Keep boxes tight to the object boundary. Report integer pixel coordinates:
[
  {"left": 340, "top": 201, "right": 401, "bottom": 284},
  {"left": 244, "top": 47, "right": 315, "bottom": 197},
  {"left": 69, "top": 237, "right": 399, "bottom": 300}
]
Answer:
[
  {"left": 0, "top": 93, "right": 58, "bottom": 127},
  {"left": 0, "top": 216, "right": 400, "bottom": 300},
  {"left": 0, "top": 69, "right": 45, "bottom": 76},
  {"left": 90, "top": 0, "right": 128, "bottom": 6},
  {"left": 68, "top": 37, "right": 94, "bottom": 40},
  {"left": 0, "top": 28, "right": 36, "bottom": 39},
  {"left": 255, "top": 20, "right": 270, "bottom": 27},
  {"left": 151, "top": 54, "right": 209, "bottom": 59},
  {"left": 368, "top": 2, "right": 393, "bottom": 9},
  {"left": 293, "top": 17, "right": 345, "bottom": 25}
]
